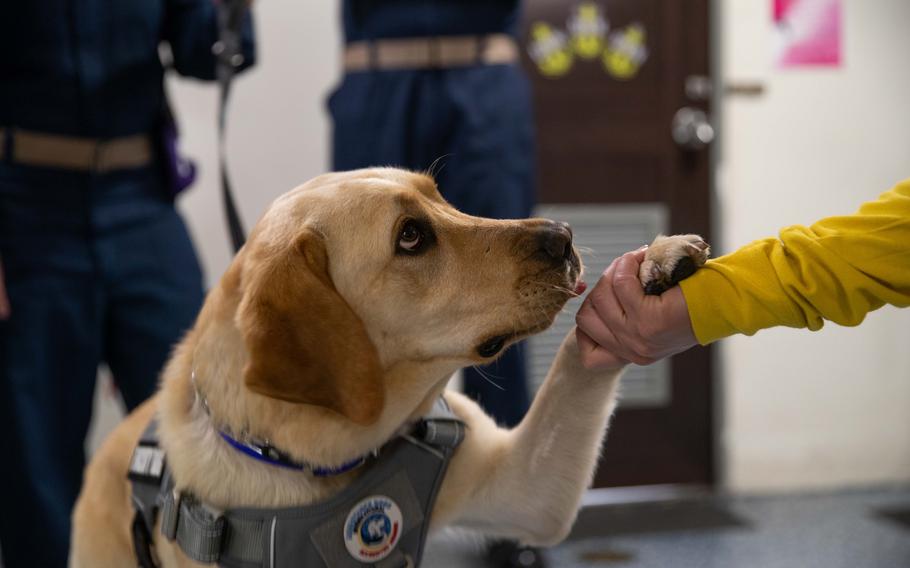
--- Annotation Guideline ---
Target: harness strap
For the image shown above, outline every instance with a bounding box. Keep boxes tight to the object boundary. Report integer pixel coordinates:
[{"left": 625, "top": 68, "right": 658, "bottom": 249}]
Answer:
[
  {"left": 132, "top": 511, "right": 159, "bottom": 568},
  {"left": 223, "top": 516, "right": 269, "bottom": 563},
  {"left": 161, "top": 483, "right": 271, "bottom": 565},
  {"left": 161, "top": 491, "right": 225, "bottom": 564},
  {"left": 376, "top": 549, "right": 411, "bottom": 568}
]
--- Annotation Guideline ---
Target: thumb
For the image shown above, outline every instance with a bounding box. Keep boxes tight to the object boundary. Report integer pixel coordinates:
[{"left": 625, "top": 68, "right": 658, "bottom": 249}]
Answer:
[
  {"left": 612, "top": 251, "right": 646, "bottom": 317},
  {"left": 576, "top": 328, "right": 627, "bottom": 371}
]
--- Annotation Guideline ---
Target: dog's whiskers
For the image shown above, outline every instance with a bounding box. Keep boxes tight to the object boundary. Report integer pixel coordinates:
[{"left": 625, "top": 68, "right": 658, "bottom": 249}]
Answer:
[
  {"left": 526, "top": 279, "right": 578, "bottom": 297},
  {"left": 470, "top": 365, "right": 506, "bottom": 391},
  {"left": 424, "top": 154, "right": 454, "bottom": 179}
]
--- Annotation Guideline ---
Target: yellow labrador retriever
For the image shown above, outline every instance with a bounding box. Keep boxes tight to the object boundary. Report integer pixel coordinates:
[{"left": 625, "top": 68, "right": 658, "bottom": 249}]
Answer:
[{"left": 70, "top": 168, "right": 707, "bottom": 567}]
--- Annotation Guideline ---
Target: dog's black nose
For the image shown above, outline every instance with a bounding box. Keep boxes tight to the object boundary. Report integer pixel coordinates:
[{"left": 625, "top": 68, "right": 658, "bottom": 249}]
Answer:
[{"left": 537, "top": 221, "right": 574, "bottom": 263}]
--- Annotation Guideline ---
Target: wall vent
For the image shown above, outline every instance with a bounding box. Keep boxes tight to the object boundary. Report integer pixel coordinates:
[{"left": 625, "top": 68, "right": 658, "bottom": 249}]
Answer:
[{"left": 530, "top": 204, "right": 671, "bottom": 408}]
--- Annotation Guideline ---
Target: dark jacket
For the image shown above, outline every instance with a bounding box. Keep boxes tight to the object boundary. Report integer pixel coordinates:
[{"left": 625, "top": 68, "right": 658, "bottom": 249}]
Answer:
[{"left": 0, "top": 0, "right": 256, "bottom": 139}]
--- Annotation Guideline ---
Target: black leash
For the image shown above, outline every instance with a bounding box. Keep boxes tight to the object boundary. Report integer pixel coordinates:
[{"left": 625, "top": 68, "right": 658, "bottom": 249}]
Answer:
[{"left": 215, "top": 0, "right": 249, "bottom": 253}]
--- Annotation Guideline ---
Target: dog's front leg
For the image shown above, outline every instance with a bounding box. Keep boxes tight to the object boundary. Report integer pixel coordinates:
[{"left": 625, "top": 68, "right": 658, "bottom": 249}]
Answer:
[{"left": 435, "top": 328, "right": 622, "bottom": 545}]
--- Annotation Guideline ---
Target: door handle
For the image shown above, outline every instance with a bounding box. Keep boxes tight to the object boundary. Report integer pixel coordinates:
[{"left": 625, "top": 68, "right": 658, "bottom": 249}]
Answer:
[{"left": 671, "top": 107, "right": 715, "bottom": 150}]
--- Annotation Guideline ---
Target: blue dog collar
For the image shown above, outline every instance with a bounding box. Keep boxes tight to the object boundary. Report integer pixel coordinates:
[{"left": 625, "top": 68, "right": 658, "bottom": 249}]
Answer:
[
  {"left": 193, "top": 370, "right": 372, "bottom": 477},
  {"left": 217, "top": 429, "right": 370, "bottom": 477}
]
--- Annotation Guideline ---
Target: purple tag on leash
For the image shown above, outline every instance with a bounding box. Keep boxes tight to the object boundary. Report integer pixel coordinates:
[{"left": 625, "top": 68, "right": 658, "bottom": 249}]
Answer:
[{"left": 158, "top": 97, "right": 197, "bottom": 197}]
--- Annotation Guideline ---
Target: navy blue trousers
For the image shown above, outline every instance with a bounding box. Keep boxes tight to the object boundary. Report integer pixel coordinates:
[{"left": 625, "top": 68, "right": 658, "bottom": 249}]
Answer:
[
  {"left": 330, "top": 64, "right": 536, "bottom": 427},
  {"left": 0, "top": 163, "right": 204, "bottom": 567}
]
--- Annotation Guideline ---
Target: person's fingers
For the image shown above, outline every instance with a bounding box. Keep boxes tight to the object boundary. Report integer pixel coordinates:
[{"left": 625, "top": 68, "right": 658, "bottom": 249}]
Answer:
[
  {"left": 576, "top": 296, "right": 622, "bottom": 353},
  {"left": 576, "top": 328, "right": 628, "bottom": 370},
  {"left": 579, "top": 256, "right": 649, "bottom": 362},
  {"left": 577, "top": 296, "right": 652, "bottom": 364},
  {"left": 585, "top": 258, "right": 623, "bottom": 321},
  {"left": 576, "top": 326, "right": 597, "bottom": 355},
  {"left": 0, "top": 260, "right": 9, "bottom": 320},
  {"left": 612, "top": 251, "right": 646, "bottom": 319},
  {"left": 577, "top": 259, "right": 625, "bottom": 350}
]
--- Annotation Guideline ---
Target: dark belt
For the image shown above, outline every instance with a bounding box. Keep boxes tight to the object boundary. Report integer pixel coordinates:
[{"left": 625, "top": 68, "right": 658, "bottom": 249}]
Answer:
[
  {"left": 0, "top": 128, "right": 153, "bottom": 173},
  {"left": 343, "top": 33, "right": 519, "bottom": 72}
]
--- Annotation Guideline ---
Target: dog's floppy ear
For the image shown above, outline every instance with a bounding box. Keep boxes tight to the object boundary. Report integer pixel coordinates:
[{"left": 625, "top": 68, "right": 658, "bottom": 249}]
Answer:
[{"left": 238, "top": 228, "right": 384, "bottom": 425}]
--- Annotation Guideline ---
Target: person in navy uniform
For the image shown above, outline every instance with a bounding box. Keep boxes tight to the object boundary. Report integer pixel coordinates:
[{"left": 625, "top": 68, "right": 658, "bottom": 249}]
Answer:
[
  {"left": 329, "top": 2, "right": 545, "bottom": 566},
  {"left": 0, "top": 2, "right": 254, "bottom": 565}
]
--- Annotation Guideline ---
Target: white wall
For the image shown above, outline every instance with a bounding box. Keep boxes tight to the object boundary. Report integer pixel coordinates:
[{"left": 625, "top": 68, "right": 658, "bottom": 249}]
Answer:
[{"left": 717, "top": 0, "right": 910, "bottom": 491}]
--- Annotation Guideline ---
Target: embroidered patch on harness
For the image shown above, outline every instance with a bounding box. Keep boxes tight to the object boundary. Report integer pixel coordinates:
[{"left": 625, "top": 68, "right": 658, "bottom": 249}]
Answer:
[{"left": 343, "top": 495, "right": 403, "bottom": 563}]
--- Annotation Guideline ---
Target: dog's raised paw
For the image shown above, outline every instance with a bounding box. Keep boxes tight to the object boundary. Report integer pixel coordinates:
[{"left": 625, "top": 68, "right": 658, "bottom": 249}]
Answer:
[{"left": 639, "top": 234, "right": 710, "bottom": 296}]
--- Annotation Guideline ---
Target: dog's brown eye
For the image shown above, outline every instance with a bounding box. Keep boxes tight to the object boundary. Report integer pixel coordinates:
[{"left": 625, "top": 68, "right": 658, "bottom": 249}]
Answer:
[{"left": 398, "top": 221, "right": 424, "bottom": 252}]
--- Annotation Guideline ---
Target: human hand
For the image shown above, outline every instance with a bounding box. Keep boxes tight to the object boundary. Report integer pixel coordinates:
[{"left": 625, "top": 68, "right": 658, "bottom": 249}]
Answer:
[
  {"left": 0, "top": 257, "right": 9, "bottom": 320},
  {"left": 575, "top": 248, "right": 698, "bottom": 370}
]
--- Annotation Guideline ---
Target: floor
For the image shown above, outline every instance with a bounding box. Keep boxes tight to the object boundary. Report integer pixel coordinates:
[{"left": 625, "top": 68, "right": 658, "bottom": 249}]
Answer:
[
  {"left": 2, "top": 488, "right": 905, "bottom": 567},
  {"left": 422, "top": 487, "right": 910, "bottom": 568}
]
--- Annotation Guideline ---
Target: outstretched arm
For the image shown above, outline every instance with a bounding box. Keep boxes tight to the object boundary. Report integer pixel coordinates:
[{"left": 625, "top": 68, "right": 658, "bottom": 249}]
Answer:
[
  {"left": 432, "top": 331, "right": 621, "bottom": 545},
  {"left": 681, "top": 180, "right": 910, "bottom": 344},
  {"left": 577, "top": 181, "right": 910, "bottom": 366}
]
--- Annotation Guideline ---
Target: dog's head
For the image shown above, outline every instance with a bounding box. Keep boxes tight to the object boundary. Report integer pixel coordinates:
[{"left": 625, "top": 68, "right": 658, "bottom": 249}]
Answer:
[{"left": 233, "top": 168, "right": 582, "bottom": 426}]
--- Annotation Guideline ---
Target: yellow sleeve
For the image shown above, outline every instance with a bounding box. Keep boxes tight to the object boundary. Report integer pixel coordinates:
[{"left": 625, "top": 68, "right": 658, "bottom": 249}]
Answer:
[{"left": 679, "top": 179, "right": 910, "bottom": 345}]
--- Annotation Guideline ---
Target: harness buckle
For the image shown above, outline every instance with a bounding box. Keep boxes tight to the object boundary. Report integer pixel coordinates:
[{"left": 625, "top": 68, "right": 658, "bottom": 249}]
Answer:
[
  {"left": 128, "top": 444, "right": 166, "bottom": 484},
  {"left": 417, "top": 418, "right": 464, "bottom": 448}
]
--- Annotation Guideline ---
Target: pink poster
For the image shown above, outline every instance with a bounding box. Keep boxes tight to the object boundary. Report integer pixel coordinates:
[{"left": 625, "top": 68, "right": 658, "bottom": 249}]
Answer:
[{"left": 773, "top": 0, "right": 842, "bottom": 67}]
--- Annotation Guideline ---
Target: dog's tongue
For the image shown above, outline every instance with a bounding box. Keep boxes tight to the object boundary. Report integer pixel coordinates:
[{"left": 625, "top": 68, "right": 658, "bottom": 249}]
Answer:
[{"left": 574, "top": 280, "right": 587, "bottom": 295}]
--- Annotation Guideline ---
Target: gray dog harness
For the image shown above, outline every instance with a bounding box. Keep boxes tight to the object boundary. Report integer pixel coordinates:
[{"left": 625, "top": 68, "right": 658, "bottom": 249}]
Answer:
[{"left": 128, "top": 398, "right": 464, "bottom": 567}]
